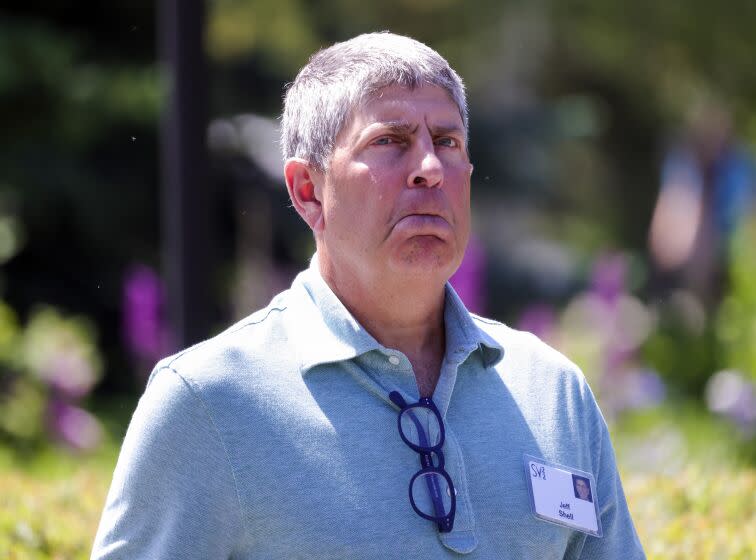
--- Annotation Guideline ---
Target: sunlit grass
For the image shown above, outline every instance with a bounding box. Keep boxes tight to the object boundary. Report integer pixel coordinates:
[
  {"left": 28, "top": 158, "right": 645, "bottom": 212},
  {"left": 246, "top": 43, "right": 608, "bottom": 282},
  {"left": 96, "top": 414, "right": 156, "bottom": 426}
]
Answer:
[
  {"left": 612, "top": 403, "right": 756, "bottom": 559},
  {"left": 0, "top": 464, "right": 110, "bottom": 559},
  {"left": 626, "top": 468, "right": 755, "bottom": 559},
  {"left": 0, "top": 396, "right": 130, "bottom": 559}
]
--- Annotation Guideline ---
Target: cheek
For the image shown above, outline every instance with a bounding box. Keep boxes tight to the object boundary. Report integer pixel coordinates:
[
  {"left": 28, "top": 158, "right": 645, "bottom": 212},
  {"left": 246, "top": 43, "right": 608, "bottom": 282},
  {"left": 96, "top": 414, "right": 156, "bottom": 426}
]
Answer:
[
  {"left": 444, "top": 158, "right": 472, "bottom": 182},
  {"left": 325, "top": 171, "right": 387, "bottom": 232},
  {"left": 447, "top": 171, "right": 471, "bottom": 207}
]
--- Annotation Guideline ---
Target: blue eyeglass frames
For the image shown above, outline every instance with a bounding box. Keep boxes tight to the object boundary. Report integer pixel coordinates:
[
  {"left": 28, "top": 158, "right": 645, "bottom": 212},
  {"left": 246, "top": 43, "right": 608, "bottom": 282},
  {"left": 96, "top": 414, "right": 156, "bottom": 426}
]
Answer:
[{"left": 389, "top": 391, "right": 456, "bottom": 533}]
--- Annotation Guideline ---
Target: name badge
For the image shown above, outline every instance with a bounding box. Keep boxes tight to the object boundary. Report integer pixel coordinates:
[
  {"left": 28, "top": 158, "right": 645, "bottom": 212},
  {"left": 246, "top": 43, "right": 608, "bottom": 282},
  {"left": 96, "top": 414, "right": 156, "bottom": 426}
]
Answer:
[{"left": 523, "top": 454, "right": 603, "bottom": 537}]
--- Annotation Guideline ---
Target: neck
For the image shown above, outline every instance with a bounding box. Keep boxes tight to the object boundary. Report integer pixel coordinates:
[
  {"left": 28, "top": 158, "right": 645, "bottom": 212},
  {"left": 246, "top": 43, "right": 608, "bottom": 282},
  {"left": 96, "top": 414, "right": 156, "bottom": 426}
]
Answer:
[{"left": 318, "top": 253, "right": 447, "bottom": 397}]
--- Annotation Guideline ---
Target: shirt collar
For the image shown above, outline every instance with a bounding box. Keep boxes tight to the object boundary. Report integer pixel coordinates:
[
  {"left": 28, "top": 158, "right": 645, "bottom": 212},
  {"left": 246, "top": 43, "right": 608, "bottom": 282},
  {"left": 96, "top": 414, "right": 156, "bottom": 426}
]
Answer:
[
  {"left": 442, "top": 280, "right": 505, "bottom": 368},
  {"left": 292, "top": 253, "right": 504, "bottom": 374}
]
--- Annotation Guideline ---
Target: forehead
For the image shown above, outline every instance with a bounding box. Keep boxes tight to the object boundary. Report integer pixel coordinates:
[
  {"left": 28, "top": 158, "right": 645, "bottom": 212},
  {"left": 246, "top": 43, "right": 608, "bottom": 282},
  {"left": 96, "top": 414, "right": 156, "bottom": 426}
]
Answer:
[{"left": 349, "top": 84, "right": 463, "bottom": 129}]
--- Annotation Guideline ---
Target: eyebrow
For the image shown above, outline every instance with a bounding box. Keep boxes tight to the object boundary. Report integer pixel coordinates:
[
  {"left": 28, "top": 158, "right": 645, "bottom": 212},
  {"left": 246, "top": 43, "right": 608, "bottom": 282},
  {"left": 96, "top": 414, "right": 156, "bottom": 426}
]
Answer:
[
  {"left": 372, "top": 120, "right": 465, "bottom": 137},
  {"left": 379, "top": 121, "right": 419, "bottom": 135},
  {"left": 429, "top": 123, "right": 465, "bottom": 137}
]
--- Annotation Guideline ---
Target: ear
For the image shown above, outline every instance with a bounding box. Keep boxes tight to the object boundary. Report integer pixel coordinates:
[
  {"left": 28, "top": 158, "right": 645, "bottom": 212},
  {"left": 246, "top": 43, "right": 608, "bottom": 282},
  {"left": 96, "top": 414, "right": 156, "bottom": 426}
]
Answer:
[{"left": 284, "top": 158, "right": 325, "bottom": 233}]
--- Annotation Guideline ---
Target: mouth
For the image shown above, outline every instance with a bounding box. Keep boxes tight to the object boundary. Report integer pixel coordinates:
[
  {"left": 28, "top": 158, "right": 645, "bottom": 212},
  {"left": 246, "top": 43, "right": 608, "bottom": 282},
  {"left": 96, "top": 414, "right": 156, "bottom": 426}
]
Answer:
[{"left": 392, "top": 213, "right": 452, "bottom": 238}]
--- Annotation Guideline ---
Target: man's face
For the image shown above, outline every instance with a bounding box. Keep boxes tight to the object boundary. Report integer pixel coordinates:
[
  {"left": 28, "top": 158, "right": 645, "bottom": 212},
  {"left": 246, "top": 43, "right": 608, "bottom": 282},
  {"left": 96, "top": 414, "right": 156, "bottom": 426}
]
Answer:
[
  {"left": 314, "top": 84, "right": 472, "bottom": 286},
  {"left": 575, "top": 479, "right": 590, "bottom": 500}
]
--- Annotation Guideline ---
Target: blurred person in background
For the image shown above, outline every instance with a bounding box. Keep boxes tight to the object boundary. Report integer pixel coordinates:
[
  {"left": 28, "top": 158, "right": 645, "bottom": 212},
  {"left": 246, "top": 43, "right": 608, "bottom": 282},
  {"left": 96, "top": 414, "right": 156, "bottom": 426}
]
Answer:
[
  {"left": 92, "top": 32, "right": 644, "bottom": 559},
  {"left": 648, "top": 102, "right": 755, "bottom": 310}
]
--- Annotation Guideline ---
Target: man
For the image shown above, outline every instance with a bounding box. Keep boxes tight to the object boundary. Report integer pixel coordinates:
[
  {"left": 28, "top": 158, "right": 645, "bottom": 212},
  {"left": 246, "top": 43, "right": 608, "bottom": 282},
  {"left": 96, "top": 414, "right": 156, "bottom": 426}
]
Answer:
[
  {"left": 573, "top": 476, "right": 593, "bottom": 502},
  {"left": 92, "top": 32, "right": 645, "bottom": 558}
]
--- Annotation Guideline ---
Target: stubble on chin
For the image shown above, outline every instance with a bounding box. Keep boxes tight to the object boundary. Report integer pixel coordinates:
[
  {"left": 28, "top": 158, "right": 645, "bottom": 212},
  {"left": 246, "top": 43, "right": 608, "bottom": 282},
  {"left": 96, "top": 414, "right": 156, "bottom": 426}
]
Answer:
[{"left": 391, "top": 236, "right": 462, "bottom": 279}]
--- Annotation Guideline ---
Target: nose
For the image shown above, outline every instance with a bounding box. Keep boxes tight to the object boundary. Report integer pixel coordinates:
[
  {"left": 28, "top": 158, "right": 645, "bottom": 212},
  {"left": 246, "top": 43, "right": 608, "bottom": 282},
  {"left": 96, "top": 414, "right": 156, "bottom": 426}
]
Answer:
[{"left": 407, "top": 140, "right": 443, "bottom": 189}]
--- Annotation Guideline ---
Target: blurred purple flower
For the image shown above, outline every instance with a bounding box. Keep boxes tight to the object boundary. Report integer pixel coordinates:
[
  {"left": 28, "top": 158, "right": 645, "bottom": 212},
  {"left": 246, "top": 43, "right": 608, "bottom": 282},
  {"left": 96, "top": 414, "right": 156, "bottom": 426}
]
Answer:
[
  {"left": 605, "top": 345, "right": 636, "bottom": 375},
  {"left": 45, "top": 349, "right": 98, "bottom": 400},
  {"left": 590, "top": 253, "right": 627, "bottom": 304},
  {"left": 517, "top": 304, "right": 557, "bottom": 341},
  {"left": 123, "top": 264, "right": 167, "bottom": 362},
  {"left": 623, "top": 369, "right": 667, "bottom": 410},
  {"left": 599, "top": 368, "right": 666, "bottom": 419},
  {"left": 450, "top": 235, "right": 487, "bottom": 314},
  {"left": 48, "top": 399, "right": 103, "bottom": 451},
  {"left": 706, "top": 370, "right": 756, "bottom": 435}
]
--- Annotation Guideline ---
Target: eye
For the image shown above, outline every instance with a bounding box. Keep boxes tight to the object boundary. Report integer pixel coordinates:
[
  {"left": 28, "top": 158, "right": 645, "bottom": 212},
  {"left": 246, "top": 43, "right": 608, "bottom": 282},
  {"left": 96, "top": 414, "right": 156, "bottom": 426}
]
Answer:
[
  {"left": 373, "top": 136, "right": 396, "bottom": 146},
  {"left": 435, "top": 136, "right": 459, "bottom": 148}
]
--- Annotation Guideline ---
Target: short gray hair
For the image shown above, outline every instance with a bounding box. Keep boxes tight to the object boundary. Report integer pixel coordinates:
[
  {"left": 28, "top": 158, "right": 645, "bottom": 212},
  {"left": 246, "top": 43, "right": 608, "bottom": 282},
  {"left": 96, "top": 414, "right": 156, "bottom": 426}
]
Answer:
[{"left": 281, "top": 32, "right": 467, "bottom": 170}]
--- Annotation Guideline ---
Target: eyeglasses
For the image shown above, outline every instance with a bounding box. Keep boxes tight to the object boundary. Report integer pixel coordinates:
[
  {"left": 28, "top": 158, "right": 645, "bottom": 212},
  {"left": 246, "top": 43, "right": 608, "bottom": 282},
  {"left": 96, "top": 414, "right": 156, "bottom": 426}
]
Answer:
[{"left": 389, "top": 391, "right": 456, "bottom": 533}]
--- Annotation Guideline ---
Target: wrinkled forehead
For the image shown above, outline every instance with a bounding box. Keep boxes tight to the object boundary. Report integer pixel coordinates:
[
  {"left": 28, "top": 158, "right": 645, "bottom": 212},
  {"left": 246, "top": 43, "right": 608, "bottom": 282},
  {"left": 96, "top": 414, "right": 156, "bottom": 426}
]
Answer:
[
  {"left": 342, "top": 84, "right": 464, "bottom": 135},
  {"left": 362, "top": 84, "right": 462, "bottom": 120}
]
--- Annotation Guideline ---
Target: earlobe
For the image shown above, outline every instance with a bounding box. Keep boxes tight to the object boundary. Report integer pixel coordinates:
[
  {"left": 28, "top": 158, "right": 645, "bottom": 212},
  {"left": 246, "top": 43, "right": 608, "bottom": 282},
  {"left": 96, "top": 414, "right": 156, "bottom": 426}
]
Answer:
[{"left": 284, "top": 158, "right": 324, "bottom": 233}]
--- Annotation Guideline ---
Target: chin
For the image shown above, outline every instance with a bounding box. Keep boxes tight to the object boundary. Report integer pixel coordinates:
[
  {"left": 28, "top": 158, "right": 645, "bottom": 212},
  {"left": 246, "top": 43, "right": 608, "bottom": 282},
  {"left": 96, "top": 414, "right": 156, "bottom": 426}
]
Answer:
[{"left": 390, "top": 239, "right": 461, "bottom": 280}]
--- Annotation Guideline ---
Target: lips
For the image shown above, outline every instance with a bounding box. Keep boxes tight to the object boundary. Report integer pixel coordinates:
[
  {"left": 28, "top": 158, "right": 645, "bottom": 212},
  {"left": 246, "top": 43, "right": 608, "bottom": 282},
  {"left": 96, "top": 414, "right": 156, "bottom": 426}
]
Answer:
[
  {"left": 389, "top": 192, "right": 454, "bottom": 238},
  {"left": 394, "top": 195, "right": 450, "bottom": 223},
  {"left": 392, "top": 213, "right": 452, "bottom": 238}
]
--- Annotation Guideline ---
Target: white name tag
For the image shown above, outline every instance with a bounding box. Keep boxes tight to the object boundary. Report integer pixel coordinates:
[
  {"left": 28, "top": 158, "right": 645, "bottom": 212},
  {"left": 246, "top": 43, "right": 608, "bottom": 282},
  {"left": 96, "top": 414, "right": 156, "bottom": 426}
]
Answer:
[{"left": 523, "top": 454, "right": 603, "bottom": 537}]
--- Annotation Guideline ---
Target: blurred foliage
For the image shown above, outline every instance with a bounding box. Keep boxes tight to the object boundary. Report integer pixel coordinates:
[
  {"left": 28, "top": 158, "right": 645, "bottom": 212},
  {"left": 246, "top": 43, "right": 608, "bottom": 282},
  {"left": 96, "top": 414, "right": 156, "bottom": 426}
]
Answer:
[
  {"left": 717, "top": 216, "right": 756, "bottom": 381},
  {"left": 207, "top": 0, "right": 320, "bottom": 69},
  {"left": 643, "top": 301, "right": 716, "bottom": 398},
  {"left": 551, "top": 0, "right": 756, "bottom": 140},
  {"left": 616, "top": 403, "right": 756, "bottom": 470},
  {"left": 0, "top": 21, "right": 161, "bottom": 146},
  {"left": 23, "top": 307, "right": 102, "bottom": 388},
  {"left": 0, "top": 469, "right": 105, "bottom": 559},
  {"left": 0, "top": 9, "right": 162, "bottom": 394},
  {"left": 627, "top": 467, "right": 756, "bottom": 559},
  {"left": 0, "top": 421, "right": 124, "bottom": 560},
  {"left": 0, "top": 305, "right": 103, "bottom": 451}
]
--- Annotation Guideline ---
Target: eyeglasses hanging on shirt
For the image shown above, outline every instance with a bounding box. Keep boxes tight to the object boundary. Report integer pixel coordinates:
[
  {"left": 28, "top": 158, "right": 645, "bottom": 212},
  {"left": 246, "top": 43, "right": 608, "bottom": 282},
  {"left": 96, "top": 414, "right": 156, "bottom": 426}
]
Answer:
[{"left": 390, "top": 391, "right": 456, "bottom": 533}]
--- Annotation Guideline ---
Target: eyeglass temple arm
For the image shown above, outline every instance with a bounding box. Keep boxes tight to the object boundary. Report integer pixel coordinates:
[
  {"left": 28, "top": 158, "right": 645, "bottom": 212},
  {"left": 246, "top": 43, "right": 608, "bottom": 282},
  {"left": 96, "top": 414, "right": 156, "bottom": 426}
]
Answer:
[
  {"left": 415, "top": 431, "right": 446, "bottom": 528},
  {"left": 389, "top": 391, "right": 407, "bottom": 409}
]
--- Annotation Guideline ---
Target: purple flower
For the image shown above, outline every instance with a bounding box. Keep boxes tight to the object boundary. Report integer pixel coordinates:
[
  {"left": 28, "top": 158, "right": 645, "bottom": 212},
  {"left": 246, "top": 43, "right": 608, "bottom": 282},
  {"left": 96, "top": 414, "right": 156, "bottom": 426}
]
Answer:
[
  {"left": 706, "top": 370, "right": 756, "bottom": 435},
  {"left": 623, "top": 369, "right": 667, "bottom": 410},
  {"left": 44, "top": 349, "right": 98, "bottom": 400},
  {"left": 450, "top": 235, "right": 487, "bottom": 314},
  {"left": 123, "top": 264, "right": 168, "bottom": 362},
  {"left": 48, "top": 399, "right": 103, "bottom": 451},
  {"left": 590, "top": 253, "right": 627, "bottom": 305},
  {"left": 517, "top": 304, "right": 557, "bottom": 341},
  {"left": 23, "top": 308, "right": 102, "bottom": 401},
  {"left": 597, "top": 368, "right": 666, "bottom": 419}
]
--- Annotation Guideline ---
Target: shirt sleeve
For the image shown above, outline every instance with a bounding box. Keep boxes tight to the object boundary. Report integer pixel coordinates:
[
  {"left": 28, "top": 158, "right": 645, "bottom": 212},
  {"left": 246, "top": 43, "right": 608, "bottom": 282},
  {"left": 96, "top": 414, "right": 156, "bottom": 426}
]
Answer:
[
  {"left": 91, "top": 366, "right": 244, "bottom": 559},
  {"left": 570, "top": 390, "right": 646, "bottom": 560}
]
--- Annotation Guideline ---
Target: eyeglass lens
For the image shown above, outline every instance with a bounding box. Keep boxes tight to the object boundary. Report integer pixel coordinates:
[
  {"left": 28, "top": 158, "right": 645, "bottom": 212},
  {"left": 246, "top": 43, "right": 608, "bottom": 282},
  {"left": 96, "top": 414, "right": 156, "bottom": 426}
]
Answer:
[{"left": 411, "top": 471, "right": 454, "bottom": 518}]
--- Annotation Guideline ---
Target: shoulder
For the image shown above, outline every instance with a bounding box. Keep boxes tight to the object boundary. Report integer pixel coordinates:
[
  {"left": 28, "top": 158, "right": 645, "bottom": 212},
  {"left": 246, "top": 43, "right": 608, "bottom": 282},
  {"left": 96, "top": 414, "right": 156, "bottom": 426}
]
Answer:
[
  {"left": 471, "top": 313, "right": 586, "bottom": 383},
  {"left": 469, "top": 313, "right": 599, "bottom": 430},
  {"left": 148, "top": 287, "right": 304, "bottom": 396},
  {"left": 469, "top": 315, "right": 611, "bottom": 474}
]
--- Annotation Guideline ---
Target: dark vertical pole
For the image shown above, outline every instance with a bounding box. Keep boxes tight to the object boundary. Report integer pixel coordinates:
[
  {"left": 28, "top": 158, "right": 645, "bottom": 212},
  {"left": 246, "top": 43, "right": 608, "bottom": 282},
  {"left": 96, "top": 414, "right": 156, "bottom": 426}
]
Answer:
[{"left": 159, "top": 0, "right": 212, "bottom": 349}]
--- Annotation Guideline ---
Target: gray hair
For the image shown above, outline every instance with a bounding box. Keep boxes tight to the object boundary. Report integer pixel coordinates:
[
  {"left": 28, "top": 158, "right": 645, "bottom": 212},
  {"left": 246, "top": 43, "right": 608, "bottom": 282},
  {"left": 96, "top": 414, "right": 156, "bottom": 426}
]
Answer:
[{"left": 281, "top": 32, "right": 467, "bottom": 170}]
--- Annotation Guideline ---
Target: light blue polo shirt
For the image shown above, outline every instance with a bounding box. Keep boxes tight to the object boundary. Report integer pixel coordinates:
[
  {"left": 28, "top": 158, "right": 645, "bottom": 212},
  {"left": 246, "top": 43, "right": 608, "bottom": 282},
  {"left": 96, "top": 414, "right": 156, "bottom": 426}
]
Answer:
[{"left": 92, "top": 256, "right": 645, "bottom": 559}]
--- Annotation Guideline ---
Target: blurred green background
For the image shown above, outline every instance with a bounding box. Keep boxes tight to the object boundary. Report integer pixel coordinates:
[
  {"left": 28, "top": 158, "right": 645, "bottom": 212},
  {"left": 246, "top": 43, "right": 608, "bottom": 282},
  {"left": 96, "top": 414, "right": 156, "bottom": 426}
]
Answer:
[{"left": 1, "top": 1, "right": 754, "bottom": 558}]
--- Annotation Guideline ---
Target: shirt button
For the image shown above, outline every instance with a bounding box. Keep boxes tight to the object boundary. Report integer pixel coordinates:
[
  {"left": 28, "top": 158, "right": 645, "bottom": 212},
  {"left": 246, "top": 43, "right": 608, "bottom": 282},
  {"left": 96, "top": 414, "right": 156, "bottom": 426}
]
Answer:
[{"left": 388, "top": 355, "right": 401, "bottom": 366}]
